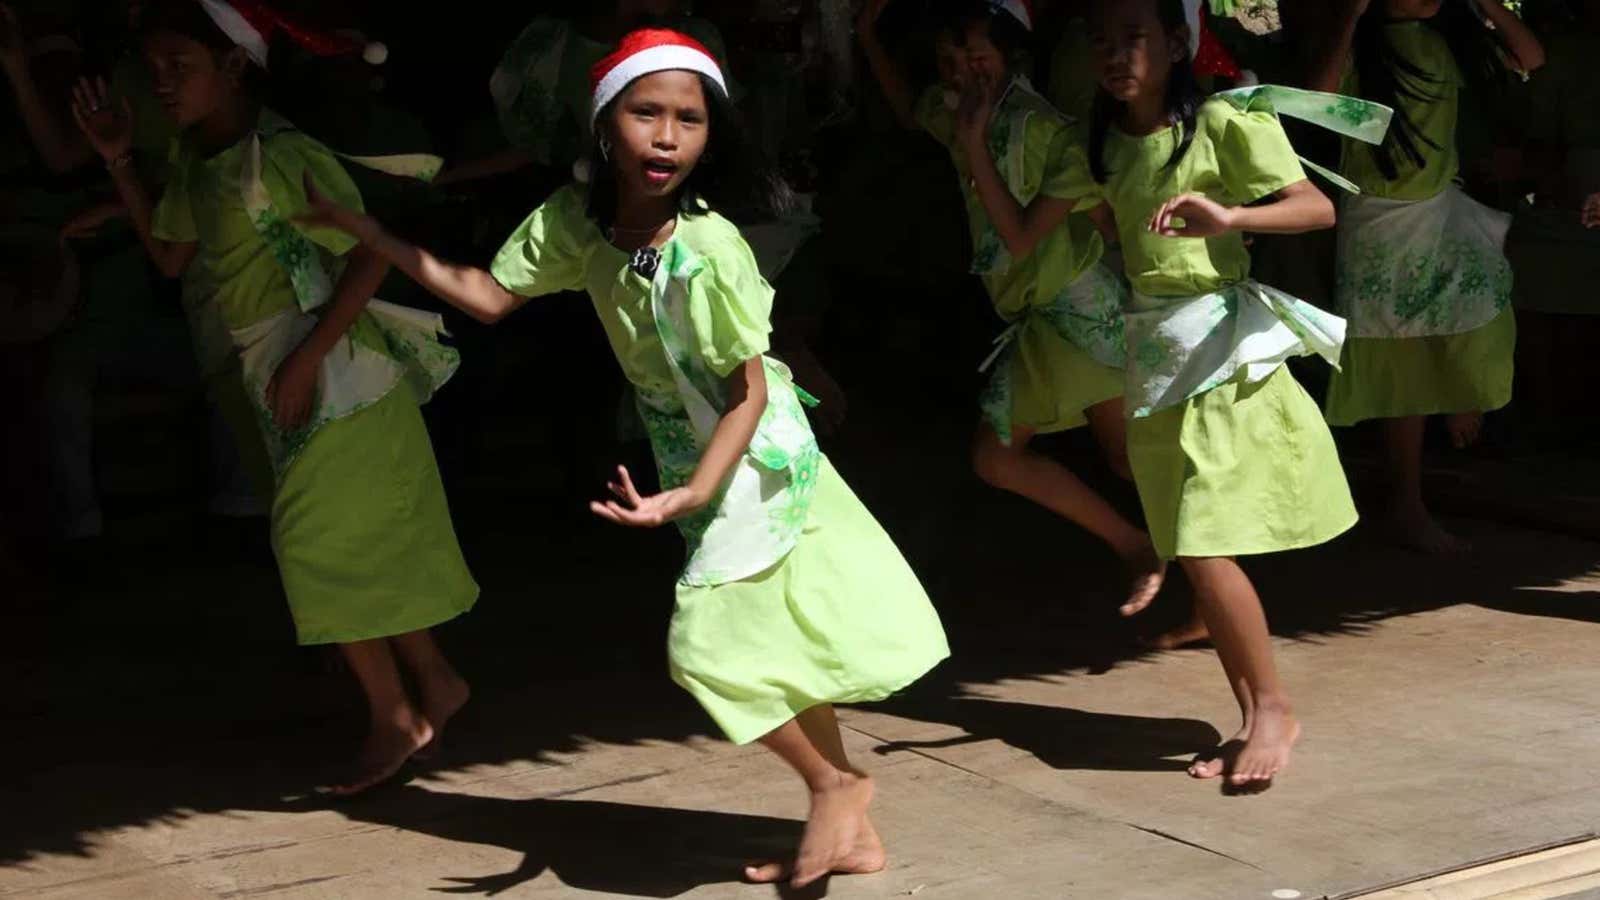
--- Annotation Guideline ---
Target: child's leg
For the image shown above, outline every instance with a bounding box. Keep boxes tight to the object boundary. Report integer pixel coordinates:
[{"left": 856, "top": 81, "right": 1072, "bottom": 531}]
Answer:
[
  {"left": 1180, "top": 556, "right": 1299, "bottom": 787},
  {"left": 389, "top": 629, "right": 471, "bottom": 754},
  {"left": 1084, "top": 396, "right": 1134, "bottom": 482},
  {"left": 331, "top": 638, "right": 433, "bottom": 795},
  {"left": 744, "top": 707, "right": 878, "bottom": 889},
  {"left": 1383, "top": 415, "right": 1469, "bottom": 554},
  {"left": 972, "top": 419, "right": 1165, "bottom": 613}
]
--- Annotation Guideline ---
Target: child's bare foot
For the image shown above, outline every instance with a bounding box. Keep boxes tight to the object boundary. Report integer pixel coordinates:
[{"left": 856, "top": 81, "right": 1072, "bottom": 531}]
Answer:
[
  {"left": 330, "top": 707, "right": 433, "bottom": 796},
  {"left": 1188, "top": 728, "right": 1246, "bottom": 780},
  {"left": 777, "top": 772, "right": 876, "bottom": 888},
  {"left": 1227, "top": 701, "right": 1300, "bottom": 789},
  {"left": 744, "top": 815, "right": 887, "bottom": 884},
  {"left": 1389, "top": 505, "right": 1471, "bottom": 555},
  {"left": 1446, "top": 412, "right": 1483, "bottom": 449},
  {"left": 1141, "top": 614, "right": 1210, "bottom": 650},
  {"left": 414, "top": 673, "right": 470, "bottom": 762},
  {"left": 1119, "top": 541, "right": 1168, "bottom": 618}
]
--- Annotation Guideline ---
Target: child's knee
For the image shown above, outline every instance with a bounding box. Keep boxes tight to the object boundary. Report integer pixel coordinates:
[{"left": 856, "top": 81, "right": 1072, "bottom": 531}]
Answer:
[{"left": 971, "top": 434, "right": 1017, "bottom": 488}]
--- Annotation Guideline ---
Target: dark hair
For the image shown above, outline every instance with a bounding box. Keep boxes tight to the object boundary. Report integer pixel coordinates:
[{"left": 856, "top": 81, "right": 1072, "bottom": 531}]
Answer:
[
  {"left": 583, "top": 72, "right": 793, "bottom": 227},
  {"left": 138, "top": 0, "right": 268, "bottom": 94},
  {"left": 1350, "top": 10, "right": 1445, "bottom": 180},
  {"left": 1087, "top": 0, "right": 1206, "bottom": 183},
  {"left": 931, "top": 1, "right": 1036, "bottom": 68}
]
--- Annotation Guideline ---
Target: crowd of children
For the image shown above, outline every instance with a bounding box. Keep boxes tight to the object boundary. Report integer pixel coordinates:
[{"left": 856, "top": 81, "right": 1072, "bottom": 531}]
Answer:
[{"left": 2, "top": 0, "right": 1593, "bottom": 888}]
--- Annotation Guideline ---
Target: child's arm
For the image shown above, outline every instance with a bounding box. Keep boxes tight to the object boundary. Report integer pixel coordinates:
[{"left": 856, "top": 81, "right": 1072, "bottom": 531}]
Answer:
[
  {"left": 592, "top": 356, "right": 769, "bottom": 528},
  {"left": 856, "top": 0, "right": 918, "bottom": 130},
  {"left": 957, "top": 77, "right": 1083, "bottom": 258},
  {"left": 1304, "top": 0, "right": 1369, "bottom": 94},
  {"left": 1, "top": 6, "right": 95, "bottom": 174},
  {"left": 1149, "top": 179, "right": 1335, "bottom": 238},
  {"left": 298, "top": 174, "right": 523, "bottom": 324},
  {"left": 70, "top": 77, "right": 196, "bottom": 277},
  {"left": 1471, "top": 0, "right": 1546, "bottom": 73},
  {"left": 264, "top": 244, "right": 389, "bottom": 429}
]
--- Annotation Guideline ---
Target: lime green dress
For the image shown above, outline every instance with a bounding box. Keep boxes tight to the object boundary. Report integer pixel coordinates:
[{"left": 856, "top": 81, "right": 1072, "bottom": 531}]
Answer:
[
  {"left": 916, "top": 79, "right": 1126, "bottom": 445},
  {"left": 152, "top": 114, "right": 478, "bottom": 645},
  {"left": 1059, "top": 97, "right": 1358, "bottom": 559},
  {"left": 490, "top": 186, "right": 948, "bottom": 744},
  {"left": 1326, "top": 22, "right": 1516, "bottom": 425}
]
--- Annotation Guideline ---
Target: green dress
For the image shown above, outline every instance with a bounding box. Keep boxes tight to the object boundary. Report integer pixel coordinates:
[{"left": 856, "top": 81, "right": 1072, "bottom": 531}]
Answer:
[
  {"left": 915, "top": 79, "right": 1126, "bottom": 445},
  {"left": 152, "top": 113, "right": 478, "bottom": 645},
  {"left": 1326, "top": 22, "right": 1516, "bottom": 425},
  {"left": 490, "top": 186, "right": 949, "bottom": 743},
  {"left": 1062, "top": 97, "right": 1357, "bottom": 560}
]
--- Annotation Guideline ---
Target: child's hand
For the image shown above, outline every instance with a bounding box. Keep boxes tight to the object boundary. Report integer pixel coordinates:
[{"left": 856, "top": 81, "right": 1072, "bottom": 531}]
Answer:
[
  {"left": 1583, "top": 193, "right": 1600, "bottom": 230},
  {"left": 955, "top": 72, "right": 999, "bottom": 150},
  {"left": 590, "top": 465, "right": 708, "bottom": 529},
  {"left": 294, "top": 171, "right": 376, "bottom": 240},
  {"left": 265, "top": 345, "right": 321, "bottom": 431},
  {"left": 70, "top": 77, "right": 134, "bottom": 163},
  {"left": 60, "top": 200, "right": 127, "bottom": 241},
  {"left": 1148, "top": 193, "right": 1237, "bottom": 238}
]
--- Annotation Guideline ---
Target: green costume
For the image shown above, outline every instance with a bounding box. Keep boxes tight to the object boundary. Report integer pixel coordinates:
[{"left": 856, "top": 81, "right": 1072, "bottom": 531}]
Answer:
[{"left": 490, "top": 186, "right": 948, "bottom": 743}]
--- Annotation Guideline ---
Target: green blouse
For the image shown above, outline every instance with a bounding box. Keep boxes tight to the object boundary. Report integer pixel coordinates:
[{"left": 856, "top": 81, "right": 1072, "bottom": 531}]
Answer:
[
  {"left": 1050, "top": 97, "right": 1307, "bottom": 298},
  {"left": 488, "top": 185, "right": 773, "bottom": 397},
  {"left": 1339, "top": 22, "right": 1462, "bottom": 202}
]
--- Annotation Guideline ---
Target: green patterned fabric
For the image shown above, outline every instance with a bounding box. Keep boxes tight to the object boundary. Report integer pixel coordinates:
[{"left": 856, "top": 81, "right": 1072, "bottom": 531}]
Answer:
[{"left": 1339, "top": 22, "right": 1463, "bottom": 203}]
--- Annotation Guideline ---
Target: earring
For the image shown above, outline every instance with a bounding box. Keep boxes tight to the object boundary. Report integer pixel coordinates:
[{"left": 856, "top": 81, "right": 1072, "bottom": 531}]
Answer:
[{"left": 599, "top": 138, "right": 612, "bottom": 160}]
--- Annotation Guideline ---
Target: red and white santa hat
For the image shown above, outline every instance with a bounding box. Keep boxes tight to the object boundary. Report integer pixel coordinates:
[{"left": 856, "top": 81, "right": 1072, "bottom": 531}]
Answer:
[
  {"left": 196, "top": 0, "right": 387, "bottom": 69},
  {"left": 588, "top": 28, "right": 728, "bottom": 127},
  {"left": 1183, "top": 0, "right": 1256, "bottom": 86},
  {"left": 988, "top": 0, "right": 1034, "bottom": 31}
]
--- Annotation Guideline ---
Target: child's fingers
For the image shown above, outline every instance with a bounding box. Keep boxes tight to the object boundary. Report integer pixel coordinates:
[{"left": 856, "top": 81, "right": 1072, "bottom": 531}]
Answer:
[{"left": 616, "top": 465, "right": 643, "bottom": 505}]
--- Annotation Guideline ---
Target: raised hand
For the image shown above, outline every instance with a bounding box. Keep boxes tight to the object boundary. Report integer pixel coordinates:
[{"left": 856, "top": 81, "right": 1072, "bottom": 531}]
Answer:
[
  {"left": 955, "top": 70, "right": 999, "bottom": 149},
  {"left": 1148, "top": 193, "right": 1237, "bottom": 238},
  {"left": 589, "top": 465, "right": 708, "bottom": 529},
  {"left": 293, "top": 171, "right": 375, "bottom": 239},
  {"left": 69, "top": 76, "right": 134, "bottom": 163}
]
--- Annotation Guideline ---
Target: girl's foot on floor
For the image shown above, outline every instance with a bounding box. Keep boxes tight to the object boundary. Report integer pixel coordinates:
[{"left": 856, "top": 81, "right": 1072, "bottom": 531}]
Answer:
[
  {"left": 1119, "top": 541, "right": 1168, "bottom": 618},
  {"left": 330, "top": 708, "right": 434, "bottom": 796},
  {"left": 415, "top": 675, "right": 471, "bottom": 761},
  {"left": 1188, "top": 727, "right": 1247, "bottom": 780},
  {"left": 745, "top": 815, "right": 887, "bottom": 885},
  {"left": 1447, "top": 412, "right": 1483, "bottom": 449},
  {"left": 1141, "top": 614, "right": 1210, "bottom": 651},
  {"left": 1390, "top": 506, "right": 1471, "bottom": 555},
  {"left": 1227, "top": 703, "right": 1300, "bottom": 789},
  {"left": 769, "top": 772, "right": 875, "bottom": 888}
]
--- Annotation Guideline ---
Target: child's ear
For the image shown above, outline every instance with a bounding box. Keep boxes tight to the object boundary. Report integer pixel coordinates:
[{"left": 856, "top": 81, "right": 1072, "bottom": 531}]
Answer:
[{"left": 222, "top": 46, "right": 252, "bottom": 84}]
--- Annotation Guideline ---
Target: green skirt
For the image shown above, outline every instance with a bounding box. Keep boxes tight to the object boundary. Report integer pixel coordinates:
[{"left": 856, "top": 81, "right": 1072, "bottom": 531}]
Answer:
[
  {"left": 1129, "top": 366, "right": 1357, "bottom": 561},
  {"left": 1324, "top": 309, "right": 1516, "bottom": 426},
  {"left": 668, "top": 456, "right": 949, "bottom": 744},
  {"left": 272, "top": 380, "right": 478, "bottom": 645},
  {"left": 983, "top": 320, "right": 1125, "bottom": 443}
]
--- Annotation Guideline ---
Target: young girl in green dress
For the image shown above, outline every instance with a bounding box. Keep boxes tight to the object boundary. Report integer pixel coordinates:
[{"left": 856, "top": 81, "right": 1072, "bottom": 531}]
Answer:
[
  {"left": 859, "top": 0, "right": 1168, "bottom": 614},
  {"left": 298, "top": 28, "right": 949, "bottom": 888},
  {"left": 1308, "top": 0, "right": 1545, "bottom": 554},
  {"left": 71, "top": 0, "right": 478, "bottom": 795}
]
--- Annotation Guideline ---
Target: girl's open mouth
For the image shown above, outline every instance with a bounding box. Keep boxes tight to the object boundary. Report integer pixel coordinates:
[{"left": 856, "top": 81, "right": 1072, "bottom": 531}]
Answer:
[{"left": 643, "top": 158, "right": 679, "bottom": 185}]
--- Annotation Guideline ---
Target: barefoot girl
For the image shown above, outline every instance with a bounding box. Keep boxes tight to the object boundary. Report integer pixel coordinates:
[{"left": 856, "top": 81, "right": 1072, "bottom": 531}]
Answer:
[
  {"left": 72, "top": 0, "right": 478, "bottom": 794},
  {"left": 299, "top": 29, "right": 949, "bottom": 887},
  {"left": 1309, "top": 0, "right": 1544, "bottom": 553},
  {"left": 1050, "top": 0, "right": 1386, "bottom": 786},
  {"left": 859, "top": 0, "right": 1167, "bottom": 613}
]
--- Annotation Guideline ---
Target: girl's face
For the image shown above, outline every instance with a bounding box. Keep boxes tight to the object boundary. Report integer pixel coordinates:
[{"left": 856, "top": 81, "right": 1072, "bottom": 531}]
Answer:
[
  {"left": 606, "top": 69, "right": 710, "bottom": 203},
  {"left": 143, "top": 30, "right": 242, "bottom": 128},
  {"left": 1383, "top": 0, "right": 1444, "bottom": 20},
  {"left": 934, "top": 20, "right": 1009, "bottom": 92},
  {"left": 1090, "top": 0, "right": 1185, "bottom": 104}
]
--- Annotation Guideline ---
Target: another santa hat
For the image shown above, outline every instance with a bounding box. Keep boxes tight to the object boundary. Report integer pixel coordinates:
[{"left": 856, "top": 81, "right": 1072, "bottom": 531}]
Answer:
[
  {"left": 1183, "top": 0, "right": 1257, "bottom": 86},
  {"left": 588, "top": 28, "right": 728, "bottom": 127},
  {"left": 988, "top": 0, "right": 1034, "bottom": 31},
  {"left": 196, "top": 0, "right": 387, "bottom": 69}
]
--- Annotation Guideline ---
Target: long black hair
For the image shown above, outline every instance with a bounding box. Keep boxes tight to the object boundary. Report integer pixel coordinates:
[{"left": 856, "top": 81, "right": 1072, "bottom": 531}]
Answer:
[
  {"left": 583, "top": 72, "right": 793, "bottom": 228},
  {"left": 1087, "top": 0, "right": 1206, "bottom": 183}
]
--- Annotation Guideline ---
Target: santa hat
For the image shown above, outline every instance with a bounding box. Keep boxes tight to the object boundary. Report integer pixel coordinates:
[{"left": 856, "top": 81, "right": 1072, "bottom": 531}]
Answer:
[
  {"left": 196, "top": 0, "right": 388, "bottom": 69},
  {"left": 1183, "top": 0, "right": 1257, "bottom": 86},
  {"left": 588, "top": 29, "right": 728, "bottom": 128},
  {"left": 988, "top": 0, "right": 1034, "bottom": 31}
]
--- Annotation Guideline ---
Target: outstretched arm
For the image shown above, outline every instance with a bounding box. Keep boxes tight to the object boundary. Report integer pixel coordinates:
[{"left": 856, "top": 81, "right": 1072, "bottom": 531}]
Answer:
[
  {"left": 1, "top": 5, "right": 94, "bottom": 173},
  {"left": 1148, "top": 179, "right": 1336, "bottom": 238},
  {"left": 1472, "top": 0, "right": 1545, "bottom": 73},
  {"left": 856, "top": 0, "right": 918, "bottom": 130},
  {"left": 297, "top": 174, "right": 523, "bottom": 324}
]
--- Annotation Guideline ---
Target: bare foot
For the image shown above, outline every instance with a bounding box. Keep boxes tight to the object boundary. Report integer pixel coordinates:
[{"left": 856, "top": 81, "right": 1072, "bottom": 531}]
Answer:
[
  {"left": 1227, "top": 702, "right": 1300, "bottom": 789},
  {"left": 745, "top": 815, "right": 887, "bottom": 884},
  {"left": 414, "top": 674, "right": 470, "bottom": 762},
  {"left": 1141, "top": 613, "right": 1210, "bottom": 651},
  {"left": 1446, "top": 412, "right": 1483, "bottom": 449},
  {"left": 1389, "top": 505, "right": 1471, "bottom": 555},
  {"left": 1119, "top": 541, "right": 1168, "bottom": 618},
  {"left": 1188, "top": 728, "right": 1246, "bottom": 780},
  {"left": 329, "top": 708, "right": 433, "bottom": 796},
  {"left": 782, "top": 773, "right": 876, "bottom": 888}
]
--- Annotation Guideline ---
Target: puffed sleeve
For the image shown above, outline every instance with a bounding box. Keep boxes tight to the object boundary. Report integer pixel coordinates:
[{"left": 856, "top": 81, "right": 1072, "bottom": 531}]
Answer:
[
  {"left": 260, "top": 130, "right": 367, "bottom": 257},
  {"left": 489, "top": 185, "right": 594, "bottom": 298},
  {"left": 1216, "top": 103, "right": 1307, "bottom": 204},
  {"left": 687, "top": 229, "right": 774, "bottom": 378}
]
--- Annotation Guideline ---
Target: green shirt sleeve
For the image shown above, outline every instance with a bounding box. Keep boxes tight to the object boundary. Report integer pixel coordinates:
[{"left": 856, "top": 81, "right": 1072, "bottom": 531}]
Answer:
[
  {"left": 150, "top": 146, "right": 197, "bottom": 243},
  {"left": 261, "top": 131, "right": 367, "bottom": 257},
  {"left": 1039, "top": 125, "right": 1103, "bottom": 208},
  {"left": 689, "top": 229, "right": 774, "bottom": 379},
  {"left": 1216, "top": 105, "right": 1306, "bottom": 204},
  {"left": 489, "top": 185, "right": 591, "bottom": 298}
]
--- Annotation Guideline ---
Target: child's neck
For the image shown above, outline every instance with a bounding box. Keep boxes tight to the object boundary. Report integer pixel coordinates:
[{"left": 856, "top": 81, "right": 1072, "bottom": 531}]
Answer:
[
  {"left": 192, "top": 95, "right": 261, "bottom": 157},
  {"left": 609, "top": 191, "right": 679, "bottom": 250},
  {"left": 1120, "top": 89, "right": 1172, "bottom": 137}
]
